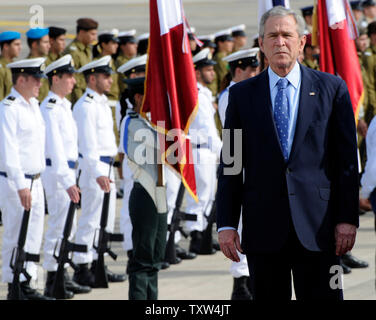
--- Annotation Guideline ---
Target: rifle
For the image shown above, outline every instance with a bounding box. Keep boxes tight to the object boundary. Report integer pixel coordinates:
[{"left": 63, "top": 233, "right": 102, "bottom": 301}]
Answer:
[
  {"left": 199, "top": 199, "right": 217, "bottom": 254},
  {"left": 164, "top": 182, "right": 197, "bottom": 264},
  {"left": 93, "top": 160, "right": 124, "bottom": 288},
  {"left": 9, "top": 178, "right": 40, "bottom": 300},
  {"left": 51, "top": 170, "right": 87, "bottom": 299}
]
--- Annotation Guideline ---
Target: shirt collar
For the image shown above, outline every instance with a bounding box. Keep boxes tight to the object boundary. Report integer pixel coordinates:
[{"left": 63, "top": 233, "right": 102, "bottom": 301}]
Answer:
[
  {"left": 268, "top": 61, "right": 301, "bottom": 90},
  {"left": 86, "top": 87, "right": 108, "bottom": 103},
  {"left": 10, "top": 87, "right": 35, "bottom": 107}
]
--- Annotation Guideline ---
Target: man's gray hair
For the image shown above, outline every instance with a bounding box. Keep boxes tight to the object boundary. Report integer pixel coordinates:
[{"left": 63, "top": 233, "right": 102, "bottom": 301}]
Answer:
[{"left": 259, "top": 6, "right": 306, "bottom": 38}]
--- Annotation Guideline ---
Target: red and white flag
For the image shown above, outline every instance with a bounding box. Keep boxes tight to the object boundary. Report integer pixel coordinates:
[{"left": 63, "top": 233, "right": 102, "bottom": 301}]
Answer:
[
  {"left": 314, "top": 0, "right": 363, "bottom": 121},
  {"left": 141, "top": 0, "right": 198, "bottom": 201}
]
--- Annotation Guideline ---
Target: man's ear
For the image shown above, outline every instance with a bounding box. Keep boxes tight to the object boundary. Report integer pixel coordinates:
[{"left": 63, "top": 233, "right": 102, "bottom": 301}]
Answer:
[{"left": 258, "top": 37, "right": 264, "bottom": 53}]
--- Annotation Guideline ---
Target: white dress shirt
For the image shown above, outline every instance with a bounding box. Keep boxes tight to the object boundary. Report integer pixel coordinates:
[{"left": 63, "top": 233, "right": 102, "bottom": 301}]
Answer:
[
  {"left": 0, "top": 88, "right": 45, "bottom": 190},
  {"left": 218, "top": 81, "right": 236, "bottom": 127},
  {"left": 72, "top": 88, "right": 118, "bottom": 179},
  {"left": 40, "top": 91, "right": 78, "bottom": 190}
]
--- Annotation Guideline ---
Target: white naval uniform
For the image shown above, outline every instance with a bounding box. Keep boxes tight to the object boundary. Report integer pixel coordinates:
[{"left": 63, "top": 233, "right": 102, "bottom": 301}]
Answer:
[
  {"left": 0, "top": 88, "right": 46, "bottom": 283},
  {"left": 218, "top": 82, "right": 250, "bottom": 279},
  {"left": 118, "top": 112, "right": 134, "bottom": 252},
  {"left": 40, "top": 91, "right": 78, "bottom": 271},
  {"left": 184, "top": 82, "right": 222, "bottom": 232},
  {"left": 72, "top": 88, "right": 118, "bottom": 264},
  {"left": 361, "top": 116, "right": 376, "bottom": 199}
]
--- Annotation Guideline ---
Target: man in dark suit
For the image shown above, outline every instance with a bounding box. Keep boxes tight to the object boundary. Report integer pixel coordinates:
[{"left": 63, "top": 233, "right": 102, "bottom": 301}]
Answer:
[{"left": 217, "top": 6, "right": 359, "bottom": 300}]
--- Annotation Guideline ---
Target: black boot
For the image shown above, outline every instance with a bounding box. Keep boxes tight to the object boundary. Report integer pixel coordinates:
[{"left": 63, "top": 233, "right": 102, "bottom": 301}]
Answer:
[
  {"left": 231, "top": 276, "right": 253, "bottom": 300},
  {"left": 73, "top": 263, "right": 95, "bottom": 287},
  {"left": 64, "top": 270, "right": 91, "bottom": 294},
  {"left": 189, "top": 230, "right": 216, "bottom": 255},
  {"left": 176, "top": 244, "right": 196, "bottom": 260},
  {"left": 44, "top": 271, "right": 74, "bottom": 299},
  {"left": 91, "top": 260, "right": 127, "bottom": 283},
  {"left": 19, "top": 281, "right": 55, "bottom": 300}
]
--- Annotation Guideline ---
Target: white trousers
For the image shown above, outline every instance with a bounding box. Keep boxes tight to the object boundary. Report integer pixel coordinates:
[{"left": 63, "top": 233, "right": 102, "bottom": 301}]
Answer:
[
  {"left": 184, "top": 149, "right": 217, "bottom": 232},
  {"left": 72, "top": 169, "right": 116, "bottom": 264},
  {"left": 229, "top": 216, "right": 250, "bottom": 278},
  {"left": 42, "top": 179, "right": 76, "bottom": 271},
  {"left": 119, "top": 160, "right": 134, "bottom": 252},
  {"left": 0, "top": 177, "right": 45, "bottom": 283}
]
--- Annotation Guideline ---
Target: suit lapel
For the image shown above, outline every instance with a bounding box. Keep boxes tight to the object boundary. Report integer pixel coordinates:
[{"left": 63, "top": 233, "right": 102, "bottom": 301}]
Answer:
[{"left": 289, "top": 65, "right": 318, "bottom": 162}]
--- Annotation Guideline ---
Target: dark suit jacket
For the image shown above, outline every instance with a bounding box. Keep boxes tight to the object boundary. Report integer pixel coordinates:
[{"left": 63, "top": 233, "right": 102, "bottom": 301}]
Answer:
[{"left": 216, "top": 64, "right": 359, "bottom": 254}]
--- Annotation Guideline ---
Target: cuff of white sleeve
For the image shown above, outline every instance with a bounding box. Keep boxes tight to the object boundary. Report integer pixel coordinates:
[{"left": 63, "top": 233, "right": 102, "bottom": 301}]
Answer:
[
  {"left": 218, "top": 226, "right": 237, "bottom": 233},
  {"left": 360, "top": 186, "right": 373, "bottom": 199}
]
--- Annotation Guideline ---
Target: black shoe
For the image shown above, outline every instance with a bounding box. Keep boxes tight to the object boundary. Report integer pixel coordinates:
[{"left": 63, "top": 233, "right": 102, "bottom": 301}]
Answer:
[
  {"left": 21, "top": 281, "right": 55, "bottom": 300},
  {"left": 91, "top": 261, "right": 127, "bottom": 283},
  {"left": 340, "top": 259, "right": 352, "bottom": 274},
  {"left": 189, "top": 231, "right": 216, "bottom": 255},
  {"left": 73, "top": 263, "right": 95, "bottom": 287},
  {"left": 64, "top": 270, "right": 91, "bottom": 294},
  {"left": 106, "top": 267, "right": 127, "bottom": 282},
  {"left": 44, "top": 271, "right": 74, "bottom": 299},
  {"left": 341, "top": 253, "right": 369, "bottom": 268},
  {"left": 7, "top": 283, "right": 27, "bottom": 300},
  {"left": 161, "top": 261, "right": 170, "bottom": 270},
  {"left": 212, "top": 239, "right": 220, "bottom": 251},
  {"left": 116, "top": 189, "right": 124, "bottom": 199},
  {"left": 175, "top": 245, "right": 197, "bottom": 260},
  {"left": 231, "top": 276, "right": 253, "bottom": 300}
]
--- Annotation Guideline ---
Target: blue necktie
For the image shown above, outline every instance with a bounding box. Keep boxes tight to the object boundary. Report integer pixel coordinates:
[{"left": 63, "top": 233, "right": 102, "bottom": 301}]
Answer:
[{"left": 274, "top": 78, "right": 290, "bottom": 161}]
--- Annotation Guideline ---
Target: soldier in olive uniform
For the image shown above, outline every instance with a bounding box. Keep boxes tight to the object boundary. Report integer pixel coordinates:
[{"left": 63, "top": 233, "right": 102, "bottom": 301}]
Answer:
[
  {"left": 26, "top": 27, "right": 51, "bottom": 102},
  {"left": 301, "top": 34, "right": 320, "bottom": 71},
  {"left": 64, "top": 18, "right": 98, "bottom": 104},
  {"left": 211, "top": 29, "right": 234, "bottom": 99},
  {"left": 46, "top": 27, "right": 67, "bottom": 65},
  {"left": 0, "top": 31, "right": 21, "bottom": 100},
  {"left": 115, "top": 30, "right": 138, "bottom": 94},
  {"left": 363, "top": 22, "right": 376, "bottom": 125}
]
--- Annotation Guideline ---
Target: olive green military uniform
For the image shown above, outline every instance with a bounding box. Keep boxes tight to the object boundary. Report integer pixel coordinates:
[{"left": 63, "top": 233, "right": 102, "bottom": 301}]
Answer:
[
  {"left": 213, "top": 51, "right": 229, "bottom": 99},
  {"left": 302, "top": 58, "right": 320, "bottom": 71},
  {"left": 115, "top": 54, "right": 130, "bottom": 93},
  {"left": 207, "top": 72, "right": 218, "bottom": 98},
  {"left": 0, "top": 56, "right": 13, "bottom": 101},
  {"left": 27, "top": 53, "right": 49, "bottom": 102},
  {"left": 45, "top": 52, "right": 63, "bottom": 66},
  {"left": 64, "top": 38, "right": 92, "bottom": 104},
  {"left": 362, "top": 46, "right": 376, "bottom": 125}
]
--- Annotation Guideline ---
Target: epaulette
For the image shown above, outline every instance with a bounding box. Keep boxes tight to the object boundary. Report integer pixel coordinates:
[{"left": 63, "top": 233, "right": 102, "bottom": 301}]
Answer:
[
  {"left": 84, "top": 93, "right": 94, "bottom": 103},
  {"left": 46, "top": 98, "right": 57, "bottom": 109},
  {"left": 3, "top": 96, "right": 15, "bottom": 106}
]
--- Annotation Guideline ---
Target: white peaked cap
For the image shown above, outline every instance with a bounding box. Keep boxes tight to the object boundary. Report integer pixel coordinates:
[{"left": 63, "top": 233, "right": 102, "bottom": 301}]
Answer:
[
  {"left": 118, "top": 29, "right": 136, "bottom": 37},
  {"left": 78, "top": 55, "right": 112, "bottom": 73},
  {"left": 222, "top": 48, "right": 260, "bottom": 63},
  {"left": 117, "top": 54, "right": 147, "bottom": 74},
  {"left": 44, "top": 54, "right": 75, "bottom": 76}
]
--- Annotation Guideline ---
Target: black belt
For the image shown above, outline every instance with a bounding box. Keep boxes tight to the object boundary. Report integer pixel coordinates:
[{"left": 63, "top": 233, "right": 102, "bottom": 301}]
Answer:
[
  {"left": 46, "top": 158, "right": 77, "bottom": 169},
  {"left": 78, "top": 153, "right": 114, "bottom": 165},
  {"left": 0, "top": 171, "right": 41, "bottom": 180}
]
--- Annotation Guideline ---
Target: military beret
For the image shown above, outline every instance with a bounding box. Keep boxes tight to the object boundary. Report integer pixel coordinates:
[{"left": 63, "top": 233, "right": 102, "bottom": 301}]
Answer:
[
  {"left": 368, "top": 21, "right": 376, "bottom": 35},
  {"left": 76, "top": 18, "right": 98, "bottom": 30},
  {"left": 0, "top": 31, "right": 21, "bottom": 43},
  {"left": 26, "top": 27, "right": 49, "bottom": 39},
  {"left": 49, "top": 26, "right": 66, "bottom": 39},
  {"left": 362, "top": 0, "right": 376, "bottom": 7}
]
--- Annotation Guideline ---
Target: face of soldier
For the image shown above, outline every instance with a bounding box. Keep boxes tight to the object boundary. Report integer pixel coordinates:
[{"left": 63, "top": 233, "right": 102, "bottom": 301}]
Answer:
[
  {"left": 259, "top": 14, "right": 305, "bottom": 77},
  {"left": 102, "top": 40, "right": 118, "bottom": 55},
  {"left": 53, "top": 73, "right": 76, "bottom": 97},
  {"left": 80, "top": 29, "right": 98, "bottom": 46},
  {"left": 50, "top": 34, "right": 66, "bottom": 55},
  {"left": 356, "top": 34, "right": 369, "bottom": 53},
  {"left": 364, "top": 6, "right": 376, "bottom": 19},
  {"left": 26, "top": 75, "right": 42, "bottom": 98},
  {"left": 8, "top": 39, "right": 22, "bottom": 59},
  {"left": 218, "top": 40, "right": 234, "bottom": 54},
  {"left": 234, "top": 36, "right": 247, "bottom": 50},
  {"left": 38, "top": 35, "right": 51, "bottom": 56},
  {"left": 94, "top": 73, "right": 113, "bottom": 95},
  {"left": 121, "top": 42, "right": 138, "bottom": 58},
  {"left": 198, "top": 65, "right": 215, "bottom": 85}
]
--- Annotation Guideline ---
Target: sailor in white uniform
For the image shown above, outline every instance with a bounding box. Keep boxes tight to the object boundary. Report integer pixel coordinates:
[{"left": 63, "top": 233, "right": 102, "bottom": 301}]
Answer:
[{"left": 0, "top": 57, "right": 52, "bottom": 300}]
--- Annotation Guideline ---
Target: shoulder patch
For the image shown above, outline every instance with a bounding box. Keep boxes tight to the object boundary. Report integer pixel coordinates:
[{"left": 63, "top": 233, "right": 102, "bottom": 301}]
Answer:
[
  {"left": 3, "top": 96, "right": 15, "bottom": 106},
  {"left": 84, "top": 93, "right": 94, "bottom": 103},
  {"left": 46, "top": 98, "right": 57, "bottom": 109},
  {"left": 69, "top": 46, "right": 77, "bottom": 51},
  {"left": 364, "top": 52, "right": 372, "bottom": 56}
]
